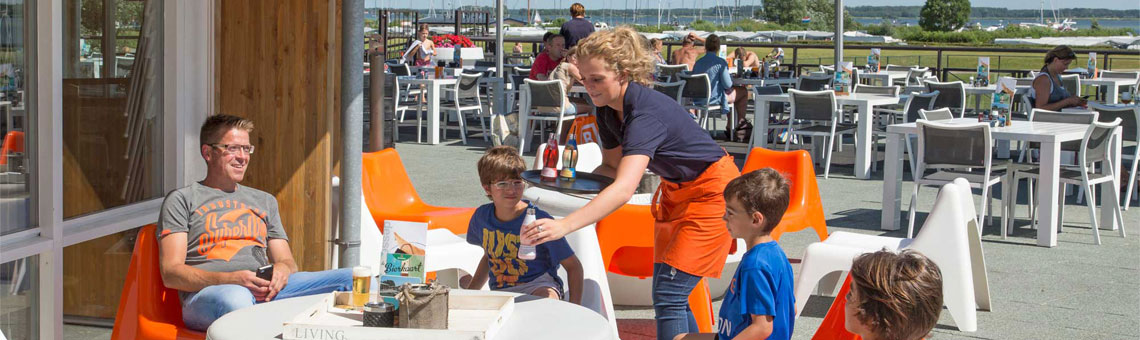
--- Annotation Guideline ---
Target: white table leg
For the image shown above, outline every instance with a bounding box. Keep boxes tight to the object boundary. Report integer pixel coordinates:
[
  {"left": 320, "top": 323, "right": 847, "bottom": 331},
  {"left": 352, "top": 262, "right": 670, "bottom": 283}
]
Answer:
[
  {"left": 854, "top": 102, "right": 874, "bottom": 179},
  {"left": 882, "top": 133, "right": 905, "bottom": 231},
  {"left": 564, "top": 224, "right": 620, "bottom": 340},
  {"left": 748, "top": 98, "right": 771, "bottom": 154},
  {"left": 1100, "top": 130, "right": 1122, "bottom": 230},
  {"left": 1036, "top": 141, "right": 1061, "bottom": 247},
  {"left": 997, "top": 140, "right": 1011, "bottom": 159},
  {"left": 427, "top": 83, "right": 441, "bottom": 145},
  {"left": 517, "top": 87, "right": 529, "bottom": 154},
  {"left": 1105, "top": 84, "right": 1119, "bottom": 104},
  {"left": 493, "top": 79, "right": 505, "bottom": 119}
]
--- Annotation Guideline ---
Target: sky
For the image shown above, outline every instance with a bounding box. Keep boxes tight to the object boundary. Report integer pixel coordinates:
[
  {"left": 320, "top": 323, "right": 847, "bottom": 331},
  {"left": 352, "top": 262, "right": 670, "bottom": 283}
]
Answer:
[{"left": 375, "top": 0, "right": 1138, "bottom": 11}]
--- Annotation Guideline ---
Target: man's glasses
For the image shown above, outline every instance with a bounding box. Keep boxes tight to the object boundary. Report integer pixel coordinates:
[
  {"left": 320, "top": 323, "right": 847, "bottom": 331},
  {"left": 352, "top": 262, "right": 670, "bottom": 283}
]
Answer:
[
  {"left": 209, "top": 143, "right": 255, "bottom": 155},
  {"left": 491, "top": 180, "right": 526, "bottom": 190}
]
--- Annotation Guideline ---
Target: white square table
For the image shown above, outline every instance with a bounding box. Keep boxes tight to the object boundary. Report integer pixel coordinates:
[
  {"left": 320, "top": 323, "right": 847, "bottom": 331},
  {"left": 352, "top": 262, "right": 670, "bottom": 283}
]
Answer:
[
  {"left": 881, "top": 118, "right": 1122, "bottom": 247},
  {"left": 399, "top": 76, "right": 458, "bottom": 145},
  {"left": 747, "top": 92, "right": 901, "bottom": 179},
  {"left": 1084, "top": 77, "right": 1137, "bottom": 104},
  {"left": 861, "top": 71, "right": 907, "bottom": 86}
]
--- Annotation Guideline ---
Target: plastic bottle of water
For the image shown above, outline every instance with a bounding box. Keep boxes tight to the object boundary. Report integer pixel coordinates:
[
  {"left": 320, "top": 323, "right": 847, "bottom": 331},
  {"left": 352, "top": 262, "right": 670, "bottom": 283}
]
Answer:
[{"left": 518, "top": 206, "right": 537, "bottom": 260}]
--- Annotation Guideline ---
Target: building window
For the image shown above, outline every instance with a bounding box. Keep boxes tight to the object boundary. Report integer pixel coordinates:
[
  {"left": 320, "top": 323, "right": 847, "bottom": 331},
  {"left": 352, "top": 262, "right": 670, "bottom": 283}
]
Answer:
[
  {"left": 62, "top": 0, "right": 163, "bottom": 219},
  {"left": 0, "top": 256, "right": 39, "bottom": 340},
  {"left": 0, "top": 0, "right": 36, "bottom": 237}
]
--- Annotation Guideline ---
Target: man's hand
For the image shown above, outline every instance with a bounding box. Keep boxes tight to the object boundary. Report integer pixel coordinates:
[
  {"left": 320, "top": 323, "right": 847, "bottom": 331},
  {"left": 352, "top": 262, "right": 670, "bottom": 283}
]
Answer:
[
  {"left": 264, "top": 263, "right": 294, "bottom": 301},
  {"left": 232, "top": 270, "right": 271, "bottom": 302}
]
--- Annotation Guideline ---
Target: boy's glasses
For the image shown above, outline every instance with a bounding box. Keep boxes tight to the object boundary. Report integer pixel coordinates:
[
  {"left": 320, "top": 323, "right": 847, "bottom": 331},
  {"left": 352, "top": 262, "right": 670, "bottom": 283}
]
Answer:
[{"left": 491, "top": 180, "right": 526, "bottom": 190}]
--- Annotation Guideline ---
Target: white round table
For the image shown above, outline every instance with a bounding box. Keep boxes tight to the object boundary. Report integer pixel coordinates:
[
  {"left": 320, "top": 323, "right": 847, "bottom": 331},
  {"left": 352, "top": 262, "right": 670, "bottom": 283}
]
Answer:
[{"left": 205, "top": 290, "right": 615, "bottom": 340}]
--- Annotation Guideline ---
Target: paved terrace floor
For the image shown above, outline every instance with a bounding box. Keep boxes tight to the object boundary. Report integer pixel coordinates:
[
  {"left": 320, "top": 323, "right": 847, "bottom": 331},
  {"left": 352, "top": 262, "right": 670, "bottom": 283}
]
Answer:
[{"left": 62, "top": 119, "right": 1139, "bottom": 339}]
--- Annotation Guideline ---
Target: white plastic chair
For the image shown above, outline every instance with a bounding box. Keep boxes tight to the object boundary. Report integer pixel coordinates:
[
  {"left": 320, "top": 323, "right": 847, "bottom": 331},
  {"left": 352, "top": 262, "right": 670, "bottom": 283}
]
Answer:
[{"left": 794, "top": 181, "right": 980, "bottom": 332}]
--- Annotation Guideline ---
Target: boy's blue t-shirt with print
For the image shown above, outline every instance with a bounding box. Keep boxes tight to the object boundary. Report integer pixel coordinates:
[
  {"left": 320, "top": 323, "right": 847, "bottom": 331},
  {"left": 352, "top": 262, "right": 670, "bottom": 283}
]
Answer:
[
  {"left": 717, "top": 241, "right": 796, "bottom": 339},
  {"left": 466, "top": 201, "right": 575, "bottom": 290}
]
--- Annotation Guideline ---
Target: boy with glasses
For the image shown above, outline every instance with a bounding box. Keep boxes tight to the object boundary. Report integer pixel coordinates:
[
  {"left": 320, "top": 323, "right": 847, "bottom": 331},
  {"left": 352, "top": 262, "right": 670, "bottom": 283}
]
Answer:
[{"left": 463, "top": 146, "right": 583, "bottom": 304}]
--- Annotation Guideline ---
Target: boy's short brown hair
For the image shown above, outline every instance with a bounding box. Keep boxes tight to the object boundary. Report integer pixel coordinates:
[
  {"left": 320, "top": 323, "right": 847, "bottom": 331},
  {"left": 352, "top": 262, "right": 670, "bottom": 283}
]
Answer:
[
  {"left": 850, "top": 250, "right": 944, "bottom": 340},
  {"left": 569, "top": 3, "right": 585, "bottom": 17},
  {"left": 199, "top": 114, "right": 254, "bottom": 146},
  {"left": 477, "top": 145, "right": 527, "bottom": 186},
  {"left": 723, "top": 168, "right": 790, "bottom": 233}
]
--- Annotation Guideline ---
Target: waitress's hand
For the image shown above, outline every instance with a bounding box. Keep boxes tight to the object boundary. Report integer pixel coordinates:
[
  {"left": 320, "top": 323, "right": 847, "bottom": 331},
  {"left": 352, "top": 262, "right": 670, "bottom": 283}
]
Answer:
[{"left": 521, "top": 218, "right": 571, "bottom": 246}]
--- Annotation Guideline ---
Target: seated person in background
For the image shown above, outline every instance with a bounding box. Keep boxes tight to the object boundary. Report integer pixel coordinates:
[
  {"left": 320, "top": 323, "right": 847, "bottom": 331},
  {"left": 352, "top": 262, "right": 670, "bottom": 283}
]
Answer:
[
  {"left": 513, "top": 42, "right": 524, "bottom": 54},
  {"left": 765, "top": 47, "right": 785, "bottom": 66},
  {"left": 675, "top": 168, "right": 796, "bottom": 340},
  {"left": 845, "top": 249, "right": 944, "bottom": 340},
  {"left": 690, "top": 34, "right": 738, "bottom": 139},
  {"left": 550, "top": 52, "right": 593, "bottom": 115},
  {"left": 732, "top": 47, "right": 761, "bottom": 70},
  {"left": 464, "top": 146, "right": 584, "bottom": 304},
  {"left": 650, "top": 38, "right": 667, "bottom": 65},
  {"left": 1029, "top": 45, "right": 1087, "bottom": 110},
  {"left": 159, "top": 115, "right": 352, "bottom": 331},
  {"left": 531, "top": 32, "right": 567, "bottom": 81},
  {"left": 671, "top": 33, "right": 704, "bottom": 71}
]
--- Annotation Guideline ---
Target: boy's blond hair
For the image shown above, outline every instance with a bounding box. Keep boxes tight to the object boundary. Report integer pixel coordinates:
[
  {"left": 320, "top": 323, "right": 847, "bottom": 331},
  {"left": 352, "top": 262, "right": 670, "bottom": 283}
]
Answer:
[
  {"left": 850, "top": 250, "right": 943, "bottom": 340},
  {"left": 723, "top": 168, "right": 790, "bottom": 233},
  {"left": 477, "top": 146, "right": 527, "bottom": 198}
]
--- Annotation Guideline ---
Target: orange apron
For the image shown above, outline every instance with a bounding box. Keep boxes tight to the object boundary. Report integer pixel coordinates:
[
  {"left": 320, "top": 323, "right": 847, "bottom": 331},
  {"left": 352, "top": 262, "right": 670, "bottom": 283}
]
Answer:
[{"left": 650, "top": 155, "right": 740, "bottom": 279}]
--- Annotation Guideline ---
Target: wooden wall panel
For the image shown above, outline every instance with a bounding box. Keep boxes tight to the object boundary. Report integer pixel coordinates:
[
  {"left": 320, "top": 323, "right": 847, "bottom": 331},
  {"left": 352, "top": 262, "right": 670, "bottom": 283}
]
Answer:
[{"left": 215, "top": 0, "right": 339, "bottom": 271}]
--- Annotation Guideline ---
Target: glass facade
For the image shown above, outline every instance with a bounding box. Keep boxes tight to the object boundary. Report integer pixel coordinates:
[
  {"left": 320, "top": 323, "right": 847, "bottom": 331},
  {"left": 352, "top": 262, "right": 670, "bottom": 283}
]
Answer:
[
  {"left": 0, "top": 256, "right": 39, "bottom": 340},
  {"left": 0, "top": 0, "right": 35, "bottom": 237}
]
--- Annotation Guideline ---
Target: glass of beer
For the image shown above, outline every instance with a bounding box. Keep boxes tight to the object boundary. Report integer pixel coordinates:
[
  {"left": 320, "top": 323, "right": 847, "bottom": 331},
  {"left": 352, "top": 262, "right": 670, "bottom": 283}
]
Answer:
[
  {"left": 352, "top": 266, "right": 372, "bottom": 308},
  {"left": 1121, "top": 92, "right": 1133, "bottom": 105}
]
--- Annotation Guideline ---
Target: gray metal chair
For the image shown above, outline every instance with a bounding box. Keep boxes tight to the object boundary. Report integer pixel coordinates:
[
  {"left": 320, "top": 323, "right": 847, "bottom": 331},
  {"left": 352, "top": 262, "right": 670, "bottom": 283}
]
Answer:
[
  {"left": 1008, "top": 118, "right": 1127, "bottom": 244},
  {"left": 519, "top": 79, "right": 576, "bottom": 153},
  {"left": 904, "top": 67, "right": 931, "bottom": 86},
  {"left": 1088, "top": 103, "right": 1139, "bottom": 209},
  {"left": 918, "top": 107, "right": 955, "bottom": 121},
  {"left": 1060, "top": 74, "right": 1082, "bottom": 97},
  {"left": 925, "top": 81, "right": 967, "bottom": 117},
  {"left": 679, "top": 73, "right": 731, "bottom": 134},
  {"left": 440, "top": 72, "right": 486, "bottom": 144},
  {"left": 652, "top": 80, "right": 686, "bottom": 103},
  {"left": 388, "top": 63, "right": 425, "bottom": 122},
  {"left": 855, "top": 84, "right": 901, "bottom": 96},
  {"left": 871, "top": 90, "right": 936, "bottom": 174},
  {"left": 379, "top": 73, "right": 414, "bottom": 143},
  {"left": 656, "top": 64, "right": 688, "bottom": 82},
  {"left": 797, "top": 74, "right": 832, "bottom": 92},
  {"left": 910, "top": 120, "right": 1006, "bottom": 238},
  {"left": 786, "top": 89, "right": 854, "bottom": 178}
]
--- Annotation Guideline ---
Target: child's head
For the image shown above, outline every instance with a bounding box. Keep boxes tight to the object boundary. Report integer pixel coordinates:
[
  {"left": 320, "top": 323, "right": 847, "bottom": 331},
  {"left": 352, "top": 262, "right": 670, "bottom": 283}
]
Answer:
[
  {"left": 722, "top": 168, "right": 790, "bottom": 239},
  {"left": 477, "top": 146, "right": 528, "bottom": 204},
  {"left": 845, "top": 250, "right": 943, "bottom": 340}
]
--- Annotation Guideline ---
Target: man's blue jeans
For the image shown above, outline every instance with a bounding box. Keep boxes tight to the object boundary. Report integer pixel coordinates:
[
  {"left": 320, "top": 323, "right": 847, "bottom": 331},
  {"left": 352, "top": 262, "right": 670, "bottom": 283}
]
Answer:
[
  {"left": 652, "top": 263, "right": 702, "bottom": 340},
  {"left": 181, "top": 268, "right": 352, "bottom": 331}
]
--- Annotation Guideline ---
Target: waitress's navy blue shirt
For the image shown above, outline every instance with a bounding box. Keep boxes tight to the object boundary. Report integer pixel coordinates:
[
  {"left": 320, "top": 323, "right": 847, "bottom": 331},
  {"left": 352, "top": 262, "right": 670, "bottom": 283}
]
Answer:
[{"left": 595, "top": 82, "right": 724, "bottom": 183}]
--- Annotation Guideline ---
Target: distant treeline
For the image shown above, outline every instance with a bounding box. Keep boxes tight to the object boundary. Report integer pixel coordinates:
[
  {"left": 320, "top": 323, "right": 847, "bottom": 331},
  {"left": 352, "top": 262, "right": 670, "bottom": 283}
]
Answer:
[{"left": 847, "top": 6, "right": 1140, "bottom": 19}]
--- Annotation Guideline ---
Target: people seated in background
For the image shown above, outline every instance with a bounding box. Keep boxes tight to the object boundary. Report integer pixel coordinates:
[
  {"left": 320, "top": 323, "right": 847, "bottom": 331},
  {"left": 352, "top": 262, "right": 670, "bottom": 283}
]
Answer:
[
  {"left": 690, "top": 34, "right": 738, "bottom": 139},
  {"left": 550, "top": 52, "right": 593, "bottom": 115},
  {"left": 463, "top": 146, "right": 584, "bottom": 304},
  {"left": 650, "top": 38, "right": 667, "bottom": 65},
  {"left": 671, "top": 33, "right": 703, "bottom": 71},
  {"left": 765, "top": 47, "right": 785, "bottom": 66},
  {"left": 675, "top": 168, "right": 796, "bottom": 340},
  {"left": 845, "top": 250, "right": 944, "bottom": 340},
  {"left": 159, "top": 115, "right": 352, "bottom": 331},
  {"left": 1029, "top": 45, "right": 1087, "bottom": 110},
  {"left": 513, "top": 42, "right": 524, "bottom": 54},
  {"left": 531, "top": 32, "right": 566, "bottom": 80},
  {"left": 731, "top": 47, "right": 761, "bottom": 70},
  {"left": 404, "top": 24, "right": 435, "bottom": 66}
]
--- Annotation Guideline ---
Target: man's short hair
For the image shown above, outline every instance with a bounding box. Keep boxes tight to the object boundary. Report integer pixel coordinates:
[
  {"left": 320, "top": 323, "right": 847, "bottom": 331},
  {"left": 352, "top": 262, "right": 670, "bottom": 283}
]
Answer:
[
  {"left": 681, "top": 37, "right": 694, "bottom": 46},
  {"left": 850, "top": 250, "right": 944, "bottom": 340},
  {"left": 705, "top": 34, "right": 720, "bottom": 53},
  {"left": 570, "top": 3, "right": 585, "bottom": 17},
  {"left": 200, "top": 114, "right": 254, "bottom": 146},
  {"left": 477, "top": 145, "right": 527, "bottom": 186},
  {"left": 542, "top": 31, "right": 557, "bottom": 43},
  {"left": 723, "top": 168, "right": 789, "bottom": 233}
]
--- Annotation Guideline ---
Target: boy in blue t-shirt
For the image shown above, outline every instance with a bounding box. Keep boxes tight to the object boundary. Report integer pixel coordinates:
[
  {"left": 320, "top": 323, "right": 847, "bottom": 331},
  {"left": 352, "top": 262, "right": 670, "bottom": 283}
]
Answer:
[
  {"left": 463, "top": 146, "right": 583, "bottom": 304},
  {"left": 677, "top": 168, "right": 796, "bottom": 340}
]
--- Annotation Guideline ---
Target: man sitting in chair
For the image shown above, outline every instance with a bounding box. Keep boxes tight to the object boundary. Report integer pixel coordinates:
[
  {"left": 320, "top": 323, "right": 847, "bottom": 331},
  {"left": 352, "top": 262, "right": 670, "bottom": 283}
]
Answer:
[{"left": 158, "top": 114, "right": 352, "bottom": 331}]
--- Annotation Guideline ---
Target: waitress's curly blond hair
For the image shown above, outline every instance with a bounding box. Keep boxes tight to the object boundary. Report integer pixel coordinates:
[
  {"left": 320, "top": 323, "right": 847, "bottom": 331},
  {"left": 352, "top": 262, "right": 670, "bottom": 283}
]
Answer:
[{"left": 569, "top": 26, "right": 655, "bottom": 86}]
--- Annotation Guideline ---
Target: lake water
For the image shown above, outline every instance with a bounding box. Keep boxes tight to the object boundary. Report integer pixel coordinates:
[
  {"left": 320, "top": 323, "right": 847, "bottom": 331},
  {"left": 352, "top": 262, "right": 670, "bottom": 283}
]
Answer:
[{"left": 537, "top": 15, "right": 1139, "bottom": 32}]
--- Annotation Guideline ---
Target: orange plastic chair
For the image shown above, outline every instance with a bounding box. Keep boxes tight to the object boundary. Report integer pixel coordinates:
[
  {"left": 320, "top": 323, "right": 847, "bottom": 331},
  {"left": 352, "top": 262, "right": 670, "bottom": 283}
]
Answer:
[
  {"left": 361, "top": 148, "right": 476, "bottom": 235},
  {"left": 0, "top": 131, "right": 25, "bottom": 166},
  {"left": 596, "top": 204, "right": 716, "bottom": 333},
  {"left": 742, "top": 148, "right": 829, "bottom": 242},
  {"left": 811, "top": 274, "right": 862, "bottom": 340},
  {"left": 111, "top": 224, "right": 206, "bottom": 340}
]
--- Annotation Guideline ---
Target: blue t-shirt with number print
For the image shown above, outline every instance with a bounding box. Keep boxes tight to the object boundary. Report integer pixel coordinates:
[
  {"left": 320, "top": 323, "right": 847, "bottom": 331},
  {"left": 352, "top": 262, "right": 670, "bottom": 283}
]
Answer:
[
  {"left": 466, "top": 201, "right": 574, "bottom": 290},
  {"left": 717, "top": 241, "right": 795, "bottom": 339}
]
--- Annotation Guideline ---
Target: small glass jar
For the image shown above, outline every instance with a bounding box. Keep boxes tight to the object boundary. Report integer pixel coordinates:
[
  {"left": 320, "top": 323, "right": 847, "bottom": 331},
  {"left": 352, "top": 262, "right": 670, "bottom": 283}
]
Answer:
[{"left": 363, "top": 302, "right": 396, "bottom": 328}]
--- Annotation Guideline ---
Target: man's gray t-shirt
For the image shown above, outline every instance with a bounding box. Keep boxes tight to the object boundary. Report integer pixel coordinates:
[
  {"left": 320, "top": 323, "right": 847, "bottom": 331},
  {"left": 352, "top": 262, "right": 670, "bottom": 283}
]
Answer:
[{"left": 158, "top": 182, "right": 288, "bottom": 281}]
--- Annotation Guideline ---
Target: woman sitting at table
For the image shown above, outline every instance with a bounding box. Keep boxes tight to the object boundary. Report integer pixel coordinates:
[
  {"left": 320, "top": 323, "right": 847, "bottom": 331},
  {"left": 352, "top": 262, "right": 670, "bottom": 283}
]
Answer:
[
  {"left": 521, "top": 26, "right": 739, "bottom": 340},
  {"left": 1029, "top": 45, "right": 1086, "bottom": 111}
]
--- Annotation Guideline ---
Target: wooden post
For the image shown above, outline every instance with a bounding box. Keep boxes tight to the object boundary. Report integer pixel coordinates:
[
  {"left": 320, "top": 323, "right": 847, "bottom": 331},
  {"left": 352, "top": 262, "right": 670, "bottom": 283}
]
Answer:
[
  {"left": 455, "top": 10, "right": 462, "bottom": 38},
  {"left": 369, "top": 53, "right": 385, "bottom": 152},
  {"left": 380, "top": 11, "right": 389, "bottom": 61},
  {"left": 936, "top": 49, "right": 944, "bottom": 80}
]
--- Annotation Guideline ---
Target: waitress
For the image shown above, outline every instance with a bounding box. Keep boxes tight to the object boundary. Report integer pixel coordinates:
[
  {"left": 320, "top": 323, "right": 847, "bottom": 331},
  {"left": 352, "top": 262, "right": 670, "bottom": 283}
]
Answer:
[
  {"left": 1029, "top": 45, "right": 1086, "bottom": 110},
  {"left": 522, "top": 27, "right": 739, "bottom": 340}
]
